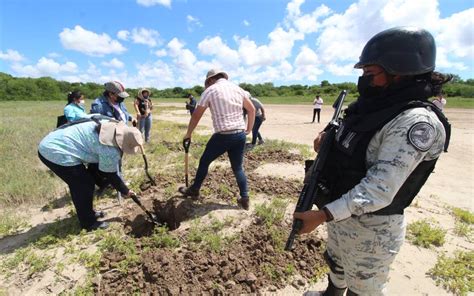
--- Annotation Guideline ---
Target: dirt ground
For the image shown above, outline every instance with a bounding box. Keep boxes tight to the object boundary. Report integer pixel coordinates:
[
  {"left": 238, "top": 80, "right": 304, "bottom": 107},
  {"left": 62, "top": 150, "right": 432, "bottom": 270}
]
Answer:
[
  {"left": 157, "top": 103, "right": 474, "bottom": 295},
  {"left": 0, "top": 103, "right": 472, "bottom": 295}
]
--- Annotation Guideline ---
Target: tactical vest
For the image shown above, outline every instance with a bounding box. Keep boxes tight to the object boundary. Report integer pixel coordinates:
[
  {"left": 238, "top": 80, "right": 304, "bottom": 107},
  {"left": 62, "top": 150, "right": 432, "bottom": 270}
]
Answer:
[{"left": 319, "top": 101, "right": 450, "bottom": 216}]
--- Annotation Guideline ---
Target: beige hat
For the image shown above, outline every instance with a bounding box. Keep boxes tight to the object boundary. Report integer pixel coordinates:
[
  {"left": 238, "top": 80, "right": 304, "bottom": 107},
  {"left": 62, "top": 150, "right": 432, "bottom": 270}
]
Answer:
[
  {"left": 104, "top": 81, "right": 130, "bottom": 98},
  {"left": 99, "top": 121, "right": 143, "bottom": 154},
  {"left": 137, "top": 88, "right": 151, "bottom": 100},
  {"left": 205, "top": 69, "right": 228, "bottom": 84}
]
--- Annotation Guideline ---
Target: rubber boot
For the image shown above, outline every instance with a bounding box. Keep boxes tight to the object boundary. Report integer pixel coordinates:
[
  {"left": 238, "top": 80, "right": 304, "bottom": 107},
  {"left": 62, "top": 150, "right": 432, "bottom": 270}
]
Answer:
[{"left": 322, "top": 276, "right": 347, "bottom": 296}]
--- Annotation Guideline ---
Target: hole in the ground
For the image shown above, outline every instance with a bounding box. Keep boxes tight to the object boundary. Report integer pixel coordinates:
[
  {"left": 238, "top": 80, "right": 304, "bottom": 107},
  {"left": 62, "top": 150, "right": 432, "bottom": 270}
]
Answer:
[{"left": 124, "top": 197, "right": 196, "bottom": 237}]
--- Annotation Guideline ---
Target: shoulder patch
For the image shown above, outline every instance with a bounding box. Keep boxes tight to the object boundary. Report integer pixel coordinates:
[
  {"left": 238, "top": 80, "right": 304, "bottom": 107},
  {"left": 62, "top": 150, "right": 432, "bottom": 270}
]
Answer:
[{"left": 407, "top": 122, "right": 435, "bottom": 152}]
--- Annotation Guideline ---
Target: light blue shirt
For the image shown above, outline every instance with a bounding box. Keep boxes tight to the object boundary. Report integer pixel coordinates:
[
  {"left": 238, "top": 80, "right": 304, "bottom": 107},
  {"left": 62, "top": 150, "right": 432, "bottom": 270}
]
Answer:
[
  {"left": 64, "top": 103, "right": 88, "bottom": 122},
  {"left": 38, "top": 121, "right": 121, "bottom": 173}
]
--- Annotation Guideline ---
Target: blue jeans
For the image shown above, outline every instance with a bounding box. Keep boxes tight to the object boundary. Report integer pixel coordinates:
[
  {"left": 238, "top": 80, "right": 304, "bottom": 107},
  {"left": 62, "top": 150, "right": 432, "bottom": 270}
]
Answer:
[
  {"left": 139, "top": 114, "right": 152, "bottom": 142},
  {"left": 191, "top": 132, "right": 248, "bottom": 198},
  {"left": 251, "top": 116, "right": 264, "bottom": 145}
]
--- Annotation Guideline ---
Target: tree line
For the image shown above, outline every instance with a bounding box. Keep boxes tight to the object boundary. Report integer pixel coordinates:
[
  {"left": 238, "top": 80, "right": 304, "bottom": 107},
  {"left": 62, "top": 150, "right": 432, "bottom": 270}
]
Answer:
[{"left": 0, "top": 72, "right": 472, "bottom": 101}]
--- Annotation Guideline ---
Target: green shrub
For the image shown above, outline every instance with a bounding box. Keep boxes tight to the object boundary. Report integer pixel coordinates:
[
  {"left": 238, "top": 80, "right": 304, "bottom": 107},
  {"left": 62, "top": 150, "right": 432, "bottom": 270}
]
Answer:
[
  {"left": 407, "top": 219, "right": 446, "bottom": 248},
  {"left": 255, "top": 197, "right": 288, "bottom": 227},
  {"left": 452, "top": 208, "right": 474, "bottom": 224},
  {"left": 144, "top": 226, "right": 180, "bottom": 249},
  {"left": 428, "top": 251, "right": 474, "bottom": 295}
]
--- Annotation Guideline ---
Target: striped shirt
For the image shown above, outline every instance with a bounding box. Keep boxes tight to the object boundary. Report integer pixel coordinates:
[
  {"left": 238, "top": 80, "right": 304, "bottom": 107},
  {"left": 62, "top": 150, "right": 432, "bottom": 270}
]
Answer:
[{"left": 199, "top": 78, "right": 248, "bottom": 133}]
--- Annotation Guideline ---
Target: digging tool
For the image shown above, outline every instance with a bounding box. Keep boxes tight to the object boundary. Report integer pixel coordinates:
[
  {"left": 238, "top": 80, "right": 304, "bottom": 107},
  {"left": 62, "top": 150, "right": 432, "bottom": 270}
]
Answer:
[
  {"left": 183, "top": 138, "right": 191, "bottom": 187},
  {"left": 129, "top": 193, "right": 160, "bottom": 225},
  {"left": 139, "top": 145, "right": 156, "bottom": 186}
]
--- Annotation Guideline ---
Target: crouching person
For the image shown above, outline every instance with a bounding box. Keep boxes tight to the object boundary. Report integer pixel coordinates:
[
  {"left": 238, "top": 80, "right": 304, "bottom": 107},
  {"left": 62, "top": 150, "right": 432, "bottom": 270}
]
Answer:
[{"left": 38, "top": 119, "right": 142, "bottom": 231}]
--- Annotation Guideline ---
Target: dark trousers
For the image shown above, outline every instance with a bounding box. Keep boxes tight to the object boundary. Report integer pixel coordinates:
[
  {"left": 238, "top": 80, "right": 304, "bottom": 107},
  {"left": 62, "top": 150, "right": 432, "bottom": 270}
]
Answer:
[
  {"left": 312, "top": 108, "right": 321, "bottom": 123},
  {"left": 251, "top": 116, "right": 264, "bottom": 145},
  {"left": 191, "top": 132, "right": 248, "bottom": 198},
  {"left": 38, "top": 152, "right": 96, "bottom": 229}
]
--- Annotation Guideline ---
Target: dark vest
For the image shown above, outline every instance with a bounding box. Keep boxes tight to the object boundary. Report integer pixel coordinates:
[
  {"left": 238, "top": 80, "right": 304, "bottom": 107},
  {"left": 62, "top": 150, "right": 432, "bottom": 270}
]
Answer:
[{"left": 318, "top": 101, "right": 450, "bottom": 215}]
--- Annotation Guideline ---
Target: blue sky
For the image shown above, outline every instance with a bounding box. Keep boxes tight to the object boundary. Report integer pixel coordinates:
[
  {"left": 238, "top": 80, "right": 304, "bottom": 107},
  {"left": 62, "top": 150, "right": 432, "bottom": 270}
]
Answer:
[{"left": 0, "top": 0, "right": 473, "bottom": 89}]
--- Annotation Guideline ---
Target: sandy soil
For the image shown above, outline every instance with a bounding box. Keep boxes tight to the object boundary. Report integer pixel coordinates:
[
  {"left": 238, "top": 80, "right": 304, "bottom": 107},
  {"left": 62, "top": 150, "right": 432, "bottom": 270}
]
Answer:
[
  {"left": 158, "top": 103, "right": 474, "bottom": 211},
  {"left": 0, "top": 103, "right": 471, "bottom": 295},
  {"left": 158, "top": 103, "right": 473, "bottom": 295}
]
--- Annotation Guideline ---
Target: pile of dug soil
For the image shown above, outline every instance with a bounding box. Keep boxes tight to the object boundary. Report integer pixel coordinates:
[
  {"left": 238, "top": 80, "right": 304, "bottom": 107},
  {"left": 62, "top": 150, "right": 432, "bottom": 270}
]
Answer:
[
  {"left": 99, "top": 148, "right": 322, "bottom": 294},
  {"left": 97, "top": 221, "right": 324, "bottom": 294}
]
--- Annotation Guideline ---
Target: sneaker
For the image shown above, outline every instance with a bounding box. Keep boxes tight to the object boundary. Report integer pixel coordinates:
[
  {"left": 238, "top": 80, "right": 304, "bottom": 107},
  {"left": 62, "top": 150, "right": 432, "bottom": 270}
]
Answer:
[
  {"left": 237, "top": 197, "right": 250, "bottom": 210},
  {"left": 85, "top": 221, "right": 109, "bottom": 232},
  {"left": 94, "top": 210, "right": 105, "bottom": 219},
  {"left": 258, "top": 139, "right": 265, "bottom": 145},
  {"left": 178, "top": 186, "right": 200, "bottom": 199}
]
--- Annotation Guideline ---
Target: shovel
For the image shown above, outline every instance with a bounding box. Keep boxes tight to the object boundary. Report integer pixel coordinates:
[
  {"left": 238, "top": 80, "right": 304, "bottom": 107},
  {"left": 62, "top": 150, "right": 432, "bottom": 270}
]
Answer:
[
  {"left": 139, "top": 146, "right": 156, "bottom": 186},
  {"left": 183, "top": 138, "right": 191, "bottom": 187},
  {"left": 129, "top": 193, "right": 160, "bottom": 225}
]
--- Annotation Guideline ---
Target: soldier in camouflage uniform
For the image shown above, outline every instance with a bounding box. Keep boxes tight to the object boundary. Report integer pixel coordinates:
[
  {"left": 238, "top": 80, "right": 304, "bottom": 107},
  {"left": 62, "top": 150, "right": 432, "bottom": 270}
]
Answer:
[{"left": 295, "top": 27, "right": 452, "bottom": 295}]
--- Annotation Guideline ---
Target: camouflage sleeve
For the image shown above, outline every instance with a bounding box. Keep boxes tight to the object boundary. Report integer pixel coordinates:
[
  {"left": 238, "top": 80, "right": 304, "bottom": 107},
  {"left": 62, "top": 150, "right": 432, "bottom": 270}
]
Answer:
[{"left": 325, "top": 108, "right": 445, "bottom": 221}]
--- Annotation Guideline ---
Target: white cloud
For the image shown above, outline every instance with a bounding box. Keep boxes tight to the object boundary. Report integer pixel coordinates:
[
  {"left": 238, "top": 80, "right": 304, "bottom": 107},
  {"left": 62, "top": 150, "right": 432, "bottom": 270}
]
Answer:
[
  {"left": 187, "top": 15, "right": 202, "bottom": 32},
  {"left": 236, "top": 26, "right": 304, "bottom": 67},
  {"left": 198, "top": 36, "right": 240, "bottom": 68},
  {"left": 59, "top": 25, "right": 126, "bottom": 56},
  {"left": 154, "top": 49, "right": 167, "bottom": 57},
  {"left": 290, "top": 46, "right": 323, "bottom": 81},
  {"left": 311, "top": 0, "right": 449, "bottom": 76},
  {"left": 136, "top": 0, "right": 171, "bottom": 8},
  {"left": 243, "top": 20, "right": 250, "bottom": 27},
  {"left": 48, "top": 52, "right": 61, "bottom": 58},
  {"left": 117, "top": 30, "right": 130, "bottom": 40},
  {"left": 130, "top": 28, "right": 161, "bottom": 47},
  {"left": 102, "top": 58, "right": 125, "bottom": 69},
  {"left": 0, "top": 49, "right": 24, "bottom": 62},
  {"left": 166, "top": 38, "right": 203, "bottom": 85},
  {"left": 11, "top": 57, "right": 77, "bottom": 78},
  {"left": 437, "top": 8, "right": 474, "bottom": 60}
]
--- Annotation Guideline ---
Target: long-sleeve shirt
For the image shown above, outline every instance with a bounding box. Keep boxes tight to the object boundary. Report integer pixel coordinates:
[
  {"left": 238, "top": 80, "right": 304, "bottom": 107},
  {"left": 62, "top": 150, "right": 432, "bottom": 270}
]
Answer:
[
  {"left": 64, "top": 103, "right": 88, "bottom": 122},
  {"left": 325, "top": 107, "right": 446, "bottom": 221}
]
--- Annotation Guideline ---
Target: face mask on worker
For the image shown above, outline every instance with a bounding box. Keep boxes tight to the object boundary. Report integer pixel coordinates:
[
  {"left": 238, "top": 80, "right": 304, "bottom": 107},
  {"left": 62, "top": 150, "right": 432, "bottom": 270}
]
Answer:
[
  {"left": 79, "top": 99, "right": 85, "bottom": 106},
  {"left": 357, "top": 75, "right": 386, "bottom": 98},
  {"left": 117, "top": 96, "right": 125, "bottom": 103}
]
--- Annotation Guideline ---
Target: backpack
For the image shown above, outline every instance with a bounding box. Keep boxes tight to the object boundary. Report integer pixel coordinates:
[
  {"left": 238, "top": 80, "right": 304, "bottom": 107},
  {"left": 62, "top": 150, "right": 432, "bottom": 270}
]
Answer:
[{"left": 56, "top": 115, "right": 68, "bottom": 128}]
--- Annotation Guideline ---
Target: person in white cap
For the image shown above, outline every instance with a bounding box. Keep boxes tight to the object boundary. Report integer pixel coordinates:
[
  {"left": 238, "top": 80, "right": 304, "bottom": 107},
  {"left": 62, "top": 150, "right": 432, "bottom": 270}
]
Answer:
[
  {"left": 178, "top": 69, "right": 255, "bottom": 210},
  {"left": 38, "top": 120, "right": 142, "bottom": 231},
  {"left": 91, "top": 81, "right": 136, "bottom": 126}
]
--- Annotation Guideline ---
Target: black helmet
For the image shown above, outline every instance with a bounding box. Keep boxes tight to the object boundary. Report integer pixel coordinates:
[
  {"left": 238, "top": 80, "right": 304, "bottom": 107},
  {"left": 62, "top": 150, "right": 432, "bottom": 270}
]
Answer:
[{"left": 354, "top": 27, "right": 436, "bottom": 75}]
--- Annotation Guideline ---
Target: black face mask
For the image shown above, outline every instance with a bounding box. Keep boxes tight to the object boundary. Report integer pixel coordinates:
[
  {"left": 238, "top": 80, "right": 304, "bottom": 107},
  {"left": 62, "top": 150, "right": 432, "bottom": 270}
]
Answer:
[
  {"left": 117, "top": 97, "right": 125, "bottom": 103},
  {"left": 357, "top": 75, "right": 386, "bottom": 98}
]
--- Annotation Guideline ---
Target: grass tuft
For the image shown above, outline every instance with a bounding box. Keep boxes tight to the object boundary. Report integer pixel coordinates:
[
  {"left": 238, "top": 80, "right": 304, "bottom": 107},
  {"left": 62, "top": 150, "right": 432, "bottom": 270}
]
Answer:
[
  {"left": 428, "top": 251, "right": 474, "bottom": 296},
  {"left": 407, "top": 219, "right": 446, "bottom": 248}
]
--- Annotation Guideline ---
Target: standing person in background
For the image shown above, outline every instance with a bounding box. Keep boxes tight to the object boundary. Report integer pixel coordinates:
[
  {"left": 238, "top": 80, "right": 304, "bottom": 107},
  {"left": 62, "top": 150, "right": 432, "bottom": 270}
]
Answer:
[
  {"left": 312, "top": 94, "right": 323, "bottom": 123},
  {"left": 294, "top": 27, "right": 451, "bottom": 295},
  {"left": 432, "top": 92, "right": 447, "bottom": 112},
  {"left": 178, "top": 69, "right": 255, "bottom": 210},
  {"left": 90, "top": 81, "right": 136, "bottom": 200},
  {"left": 64, "top": 90, "right": 88, "bottom": 122},
  {"left": 134, "top": 88, "right": 153, "bottom": 142},
  {"left": 185, "top": 94, "right": 197, "bottom": 116},
  {"left": 91, "top": 81, "right": 136, "bottom": 126},
  {"left": 249, "top": 96, "right": 266, "bottom": 146}
]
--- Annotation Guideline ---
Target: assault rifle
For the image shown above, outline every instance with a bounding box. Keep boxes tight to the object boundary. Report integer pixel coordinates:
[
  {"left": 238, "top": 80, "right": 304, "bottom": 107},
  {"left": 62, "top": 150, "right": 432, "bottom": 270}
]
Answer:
[{"left": 285, "top": 90, "right": 347, "bottom": 251}]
